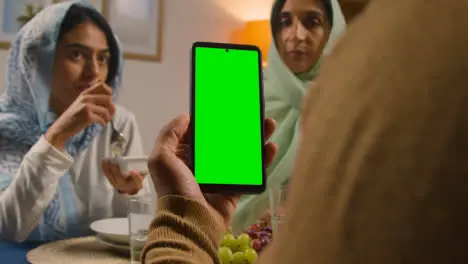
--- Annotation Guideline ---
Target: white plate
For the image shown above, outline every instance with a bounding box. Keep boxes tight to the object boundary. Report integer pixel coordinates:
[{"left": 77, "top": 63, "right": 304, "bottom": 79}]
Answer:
[
  {"left": 95, "top": 235, "right": 130, "bottom": 254},
  {"left": 90, "top": 218, "right": 130, "bottom": 245}
]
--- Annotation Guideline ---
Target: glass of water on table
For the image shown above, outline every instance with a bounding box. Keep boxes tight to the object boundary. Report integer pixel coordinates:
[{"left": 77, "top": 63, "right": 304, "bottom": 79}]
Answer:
[
  {"left": 269, "top": 184, "right": 288, "bottom": 234},
  {"left": 128, "top": 194, "right": 154, "bottom": 264}
]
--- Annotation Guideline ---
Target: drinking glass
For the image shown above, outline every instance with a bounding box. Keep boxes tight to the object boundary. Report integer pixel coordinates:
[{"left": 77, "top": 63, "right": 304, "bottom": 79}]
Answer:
[
  {"left": 128, "top": 195, "right": 153, "bottom": 264},
  {"left": 269, "top": 185, "right": 287, "bottom": 234}
]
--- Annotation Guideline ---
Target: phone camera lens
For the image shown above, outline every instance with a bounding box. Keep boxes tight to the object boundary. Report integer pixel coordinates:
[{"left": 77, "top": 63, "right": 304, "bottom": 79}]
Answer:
[{"left": 225, "top": 49, "right": 229, "bottom": 52}]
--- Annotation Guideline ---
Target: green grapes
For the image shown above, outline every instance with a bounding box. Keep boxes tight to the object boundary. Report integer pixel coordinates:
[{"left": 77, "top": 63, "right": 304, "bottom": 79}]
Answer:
[
  {"left": 218, "top": 246, "right": 233, "bottom": 263},
  {"left": 218, "top": 224, "right": 272, "bottom": 264},
  {"left": 244, "top": 249, "right": 258, "bottom": 263},
  {"left": 221, "top": 234, "right": 237, "bottom": 251},
  {"left": 231, "top": 252, "right": 246, "bottom": 264}
]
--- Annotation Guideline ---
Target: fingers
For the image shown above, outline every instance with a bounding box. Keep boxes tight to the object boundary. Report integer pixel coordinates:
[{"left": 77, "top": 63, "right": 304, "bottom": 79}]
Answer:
[
  {"left": 263, "top": 118, "right": 278, "bottom": 167},
  {"left": 81, "top": 94, "right": 115, "bottom": 116},
  {"left": 264, "top": 141, "right": 278, "bottom": 167},
  {"left": 264, "top": 118, "right": 276, "bottom": 141},
  {"left": 80, "top": 82, "right": 115, "bottom": 126},
  {"left": 83, "top": 81, "right": 113, "bottom": 96},
  {"left": 118, "top": 171, "right": 143, "bottom": 195},
  {"left": 127, "top": 171, "right": 144, "bottom": 192},
  {"left": 175, "top": 144, "right": 191, "bottom": 162},
  {"left": 156, "top": 114, "right": 191, "bottom": 151},
  {"left": 84, "top": 103, "right": 113, "bottom": 126},
  {"left": 102, "top": 161, "right": 144, "bottom": 194},
  {"left": 102, "top": 161, "right": 118, "bottom": 186},
  {"left": 109, "top": 163, "right": 127, "bottom": 186}
]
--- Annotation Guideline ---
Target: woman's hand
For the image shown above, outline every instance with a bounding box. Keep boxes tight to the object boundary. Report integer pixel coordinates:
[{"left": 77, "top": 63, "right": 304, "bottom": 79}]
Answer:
[
  {"left": 101, "top": 161, "right": 145, "bottom": 195},
  {"left": 45, "top": 81, "right": 115, "bottom": 150},
  {"left": 148, "top": 114, "right": 278, "bottom": 230}
]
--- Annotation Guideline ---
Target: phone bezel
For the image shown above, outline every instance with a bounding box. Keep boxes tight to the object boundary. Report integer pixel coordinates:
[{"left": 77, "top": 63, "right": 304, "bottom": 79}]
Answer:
[{"left": 190, "top": 41, "right": 266, "bottom": 195}]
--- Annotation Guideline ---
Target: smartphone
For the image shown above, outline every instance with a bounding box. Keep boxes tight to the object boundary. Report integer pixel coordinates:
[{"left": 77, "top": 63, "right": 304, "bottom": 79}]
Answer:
[{"left": 190, "top": 41, "right": 265, "bottom": 194}]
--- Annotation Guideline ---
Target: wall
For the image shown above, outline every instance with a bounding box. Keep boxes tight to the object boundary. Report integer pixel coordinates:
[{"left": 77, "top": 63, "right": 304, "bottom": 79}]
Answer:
[{"left": 0, "top": 0, "right": 274, "bottom": 154}]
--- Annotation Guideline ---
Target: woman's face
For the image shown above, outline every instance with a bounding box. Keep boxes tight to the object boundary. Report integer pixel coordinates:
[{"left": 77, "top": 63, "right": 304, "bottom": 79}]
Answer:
[
  {"left": 49, "top": 21, "right": 111, "bottom": 115},
  {"left": 276, "top": 0, "right": 331, "bottom": 74}
]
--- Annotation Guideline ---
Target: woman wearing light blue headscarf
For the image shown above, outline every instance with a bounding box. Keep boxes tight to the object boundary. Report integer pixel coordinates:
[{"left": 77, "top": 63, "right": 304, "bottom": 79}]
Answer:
[
  {"left": 0, "top": 0, "right": 151, "bottom": 247},
  {"left": 232, "top": 0, "right": 346, "bottom": 232}
]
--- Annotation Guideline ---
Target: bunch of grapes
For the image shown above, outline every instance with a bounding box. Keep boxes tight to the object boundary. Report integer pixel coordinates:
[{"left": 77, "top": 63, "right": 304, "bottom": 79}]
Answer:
[
  {"left": 245, "top": 223, "right": 273, "bottom": 253},
  {"left": 218, "top": 232, "right": 258, "bottom": 264},
  {"left": 218, "top": 219, "right": 273, "bottom": 263}
]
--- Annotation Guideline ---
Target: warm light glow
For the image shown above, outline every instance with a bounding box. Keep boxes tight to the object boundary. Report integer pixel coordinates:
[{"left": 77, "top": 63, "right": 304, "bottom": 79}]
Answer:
[
  {"left": 212, "top": 0, "right": 274, "bottom": 21},
  {"left": 229, "top": 20, "right": 271, "bottom": 65}
]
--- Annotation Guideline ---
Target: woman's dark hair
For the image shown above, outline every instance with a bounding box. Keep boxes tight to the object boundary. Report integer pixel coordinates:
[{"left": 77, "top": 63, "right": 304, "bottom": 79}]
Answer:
[
  {"left": 56, "top": 4, "right": 119, "bottom": 85},
  {"left": 271, "top": 0, "right": 334, "bottom": 37}
]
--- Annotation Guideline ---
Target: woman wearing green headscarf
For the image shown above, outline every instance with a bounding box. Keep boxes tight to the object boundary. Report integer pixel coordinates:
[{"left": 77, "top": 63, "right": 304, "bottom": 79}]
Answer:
[{"left": 232, "top": 0, "right": 347, "bottom": 232}]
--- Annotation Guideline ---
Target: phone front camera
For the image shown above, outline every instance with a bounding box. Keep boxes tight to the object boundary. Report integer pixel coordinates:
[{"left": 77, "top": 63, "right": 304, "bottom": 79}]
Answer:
[{"left": 225, "top": 49, "right": 229, "bottom": 52}]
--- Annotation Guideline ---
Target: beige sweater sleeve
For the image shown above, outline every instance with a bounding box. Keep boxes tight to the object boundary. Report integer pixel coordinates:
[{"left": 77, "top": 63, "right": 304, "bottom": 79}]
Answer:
[{"left": 141, "top": 196, "right": 224, "bottom": 264}]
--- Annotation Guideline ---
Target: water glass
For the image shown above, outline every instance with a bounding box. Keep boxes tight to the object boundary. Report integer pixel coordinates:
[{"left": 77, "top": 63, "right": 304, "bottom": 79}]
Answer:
[
  {"left": 269, "top": 185, "right": 287, "bottom": 234},
  {"left": 128, "top": 195, "right": 154, "bottom": 264}
]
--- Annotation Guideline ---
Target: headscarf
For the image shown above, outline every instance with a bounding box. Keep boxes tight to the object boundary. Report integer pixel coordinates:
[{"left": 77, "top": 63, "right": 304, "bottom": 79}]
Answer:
[
  {"left": 0, "top": 0, "right": 124, "bottom": 242},
  {"left": 231, "top": 0, "right": 347, "bottom": 233}
]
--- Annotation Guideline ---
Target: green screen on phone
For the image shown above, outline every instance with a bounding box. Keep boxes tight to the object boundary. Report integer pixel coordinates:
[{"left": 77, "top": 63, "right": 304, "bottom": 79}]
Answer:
[{"left": 193, "top": 45, "right": 263, "bottom": 186}]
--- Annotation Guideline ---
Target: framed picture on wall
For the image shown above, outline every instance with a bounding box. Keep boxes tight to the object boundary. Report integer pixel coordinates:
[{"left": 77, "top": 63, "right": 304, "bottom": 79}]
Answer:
[
  {"left": 0, "top": 0, "right": 52, "bottom": 49},
  {"left": 103, "top": 0, "right": 163, "bottom": 62},
  {"left": 53, "top": 0, "right": 105, "bottom": 13}
]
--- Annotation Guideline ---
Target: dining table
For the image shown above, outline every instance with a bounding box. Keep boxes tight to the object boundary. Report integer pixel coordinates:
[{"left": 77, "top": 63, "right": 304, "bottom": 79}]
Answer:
[
  {"left": 1, "top": 236, "right": 131, "bottom": 264},
  {"left": 0, "top": 241, "right": 41, "bottom": 264}
]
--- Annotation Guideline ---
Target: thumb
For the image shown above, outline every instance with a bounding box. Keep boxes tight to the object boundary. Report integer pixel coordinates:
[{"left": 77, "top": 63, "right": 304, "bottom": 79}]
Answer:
[{"left": 157, "top": 114, "right": 191, "bottom": 151}]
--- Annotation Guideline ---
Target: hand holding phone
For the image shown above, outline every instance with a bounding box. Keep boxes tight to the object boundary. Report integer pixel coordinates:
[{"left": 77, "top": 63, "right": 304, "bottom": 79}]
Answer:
[
  {"left": 190, "top": 42, "right": 266, "bottom": 194},
  {"left": 147, "top": 113, "right": 277, "bottom": 231}
]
